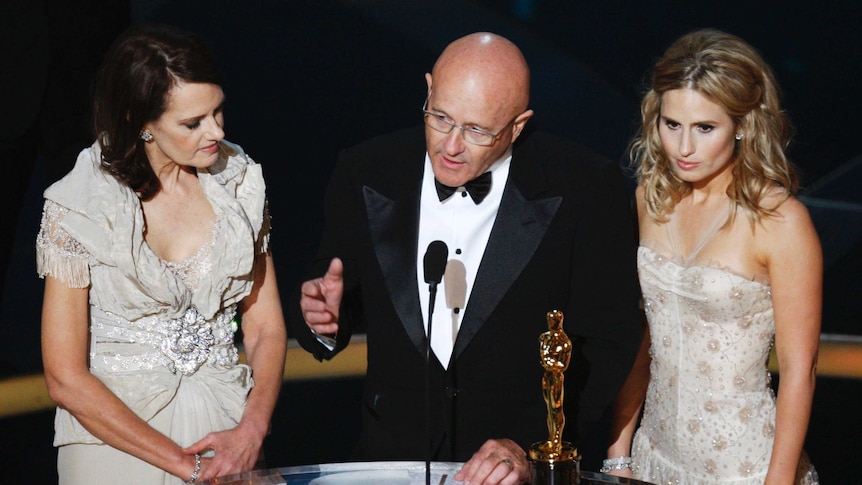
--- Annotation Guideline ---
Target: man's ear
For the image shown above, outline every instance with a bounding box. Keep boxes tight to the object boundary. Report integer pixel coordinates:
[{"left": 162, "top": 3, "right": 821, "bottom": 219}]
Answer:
[{"left": 510, "top": 109, "right": 534, "bottom": 143}]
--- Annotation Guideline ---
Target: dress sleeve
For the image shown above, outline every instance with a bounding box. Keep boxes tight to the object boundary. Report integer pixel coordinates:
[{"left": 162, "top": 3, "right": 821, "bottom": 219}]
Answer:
[{"left": 36, "top": 200, "right": 91, "bottom": 288}]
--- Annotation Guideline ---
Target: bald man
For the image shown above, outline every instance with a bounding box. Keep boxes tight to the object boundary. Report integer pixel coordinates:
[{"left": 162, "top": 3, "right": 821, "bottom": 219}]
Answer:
[{"left": 293, "top": 32, "right": 642, "bottom": 484}]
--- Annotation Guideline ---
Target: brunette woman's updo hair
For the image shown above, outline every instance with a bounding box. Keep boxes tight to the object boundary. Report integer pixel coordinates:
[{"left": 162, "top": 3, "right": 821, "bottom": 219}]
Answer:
[{"left": 92, "top": 23, "right": 222, "bottom": 199}]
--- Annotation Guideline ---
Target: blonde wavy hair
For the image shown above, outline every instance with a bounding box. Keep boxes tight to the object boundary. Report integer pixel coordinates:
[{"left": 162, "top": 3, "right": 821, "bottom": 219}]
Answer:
[{"left": 629, "top": 29, "right": 797, "bottom": 224}]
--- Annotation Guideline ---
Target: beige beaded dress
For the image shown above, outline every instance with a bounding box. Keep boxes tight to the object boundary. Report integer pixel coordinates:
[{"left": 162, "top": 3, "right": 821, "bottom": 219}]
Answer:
[
  {"left": 631, "top": 208, "right": 818, "bottom": 485},
  {"left": 36, "top": 140, "right": 270, "bottom": 485}
]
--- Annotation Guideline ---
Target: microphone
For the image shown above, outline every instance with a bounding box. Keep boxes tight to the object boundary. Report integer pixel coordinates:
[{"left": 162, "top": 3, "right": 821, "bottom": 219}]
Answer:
[
  {"left": 423, "top": 240, "right": 448, "bottom": 345},
  {"left": 424, "top": 240, "right": 448, "bottom": 287},
  {"left": 422, "top": 240, "right": 448, "bottom": 485}
]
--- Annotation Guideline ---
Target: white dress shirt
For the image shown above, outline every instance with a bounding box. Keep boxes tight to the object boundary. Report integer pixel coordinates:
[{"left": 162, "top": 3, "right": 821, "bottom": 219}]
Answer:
[{"left": 416, "top": 153, "right": 511, "bottom": 369}]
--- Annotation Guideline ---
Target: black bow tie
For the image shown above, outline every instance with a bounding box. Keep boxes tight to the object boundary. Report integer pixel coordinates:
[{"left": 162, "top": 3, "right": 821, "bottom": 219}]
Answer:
[{"left": 435, "top": 171, "right": 492, "bottom": 205}]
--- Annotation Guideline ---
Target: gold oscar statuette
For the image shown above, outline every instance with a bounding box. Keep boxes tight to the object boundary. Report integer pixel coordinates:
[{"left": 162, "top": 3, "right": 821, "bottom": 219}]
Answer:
[{"left": 529, "top": 310, "right": 580, "bottom": 484}]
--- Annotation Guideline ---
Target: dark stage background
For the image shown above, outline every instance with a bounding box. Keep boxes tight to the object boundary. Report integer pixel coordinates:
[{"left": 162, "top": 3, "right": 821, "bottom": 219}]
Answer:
[{"left": 2, "top": 1, "right": 860, "bottom": 482}]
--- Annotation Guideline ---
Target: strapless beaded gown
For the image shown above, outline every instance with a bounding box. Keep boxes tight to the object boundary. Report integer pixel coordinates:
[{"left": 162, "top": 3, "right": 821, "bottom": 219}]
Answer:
[{"left": 631, "top": 210, "right": 818, "bottom": 485}]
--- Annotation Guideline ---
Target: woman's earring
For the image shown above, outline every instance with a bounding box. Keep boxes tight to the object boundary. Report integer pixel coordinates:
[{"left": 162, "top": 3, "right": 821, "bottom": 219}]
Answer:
[
  {"left": 735, "top": 132, "right": 744, "bottom": 141},
  {"left": 139, "top": 130, "right": 154, "bottom": 142}
]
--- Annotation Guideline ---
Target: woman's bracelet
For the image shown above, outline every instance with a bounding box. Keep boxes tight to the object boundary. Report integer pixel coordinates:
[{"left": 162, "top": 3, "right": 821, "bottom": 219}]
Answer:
[
  {"left": 186, "top": 454, "right": 201, "bottom": 484},
  {"left": 600, "top": 456, "right": 633, "bottom": 473}
]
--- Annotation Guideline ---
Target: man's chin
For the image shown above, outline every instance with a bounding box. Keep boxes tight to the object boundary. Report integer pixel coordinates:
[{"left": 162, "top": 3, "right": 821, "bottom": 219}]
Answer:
[{"left": 432, "top": 163, "right": 472, "bottom": 187}]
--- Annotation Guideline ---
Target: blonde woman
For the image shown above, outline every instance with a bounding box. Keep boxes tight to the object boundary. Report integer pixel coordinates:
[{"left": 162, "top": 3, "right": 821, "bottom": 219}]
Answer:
[{"left": 607, "top": 29, "right": 821, "bottom": 484}]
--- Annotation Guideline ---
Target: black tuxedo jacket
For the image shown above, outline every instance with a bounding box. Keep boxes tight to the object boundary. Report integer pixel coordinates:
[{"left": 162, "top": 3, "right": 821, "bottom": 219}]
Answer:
[{"left": 292, "top": 126, "right": 643, "bottom": 464}]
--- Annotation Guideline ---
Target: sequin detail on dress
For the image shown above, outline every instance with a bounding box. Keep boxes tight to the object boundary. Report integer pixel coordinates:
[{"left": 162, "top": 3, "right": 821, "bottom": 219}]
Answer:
[{"left": 93, "top": 305, "right": 239, "bottom": 376}]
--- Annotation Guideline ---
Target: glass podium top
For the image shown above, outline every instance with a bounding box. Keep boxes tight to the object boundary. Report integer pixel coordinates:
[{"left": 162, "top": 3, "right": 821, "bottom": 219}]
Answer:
[{"left": 203, "top": 461, "right": 654, "bottom": 484}]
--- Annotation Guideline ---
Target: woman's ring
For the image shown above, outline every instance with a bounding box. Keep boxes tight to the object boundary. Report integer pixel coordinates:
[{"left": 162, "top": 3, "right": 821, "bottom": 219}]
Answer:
[{"left": 500, "top": 458, "right": 514, "bottom": 470}]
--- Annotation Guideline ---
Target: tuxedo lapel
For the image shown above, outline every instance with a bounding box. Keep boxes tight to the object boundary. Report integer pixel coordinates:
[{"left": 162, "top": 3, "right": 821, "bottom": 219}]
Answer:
[
  {"left": 364, "top": 164, "right": 427, "bottom": 355},
  {"left": 451, "top": 149, "right": 562, "bottom": 362}
]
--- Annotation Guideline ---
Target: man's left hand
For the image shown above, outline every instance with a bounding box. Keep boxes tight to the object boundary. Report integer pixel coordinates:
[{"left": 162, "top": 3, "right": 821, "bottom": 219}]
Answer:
[{"left": 454, "top": 439, "right": 530, "bottom": 484}]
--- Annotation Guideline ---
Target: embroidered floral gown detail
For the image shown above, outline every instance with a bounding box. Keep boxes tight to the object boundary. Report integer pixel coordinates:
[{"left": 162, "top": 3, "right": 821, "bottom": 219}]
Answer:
[
  {"left": 631, "top": 207, "right": 818, "bottom": 485},
  {"left": 36, "top": 140, "right": 270, "bottom": 485}
]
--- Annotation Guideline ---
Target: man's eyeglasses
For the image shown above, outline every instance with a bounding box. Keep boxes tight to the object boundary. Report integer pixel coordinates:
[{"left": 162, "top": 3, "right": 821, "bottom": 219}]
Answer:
[{"left": 422, "top": 97, "right": 514, "bottom": 147}]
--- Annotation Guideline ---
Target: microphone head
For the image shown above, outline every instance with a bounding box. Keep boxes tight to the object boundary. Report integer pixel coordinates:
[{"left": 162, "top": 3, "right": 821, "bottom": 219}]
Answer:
[{"left": 423, "top": 240, "right": 448, "bottom": 284}]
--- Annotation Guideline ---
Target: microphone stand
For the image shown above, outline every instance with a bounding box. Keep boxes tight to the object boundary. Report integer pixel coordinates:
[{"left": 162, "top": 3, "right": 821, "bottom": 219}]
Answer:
[
  {"left": 423, "top": 240, "right": 447, "bottom": 485},
  {"left": 425, "top": 282, "right": 438, "bottom": 485}
]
